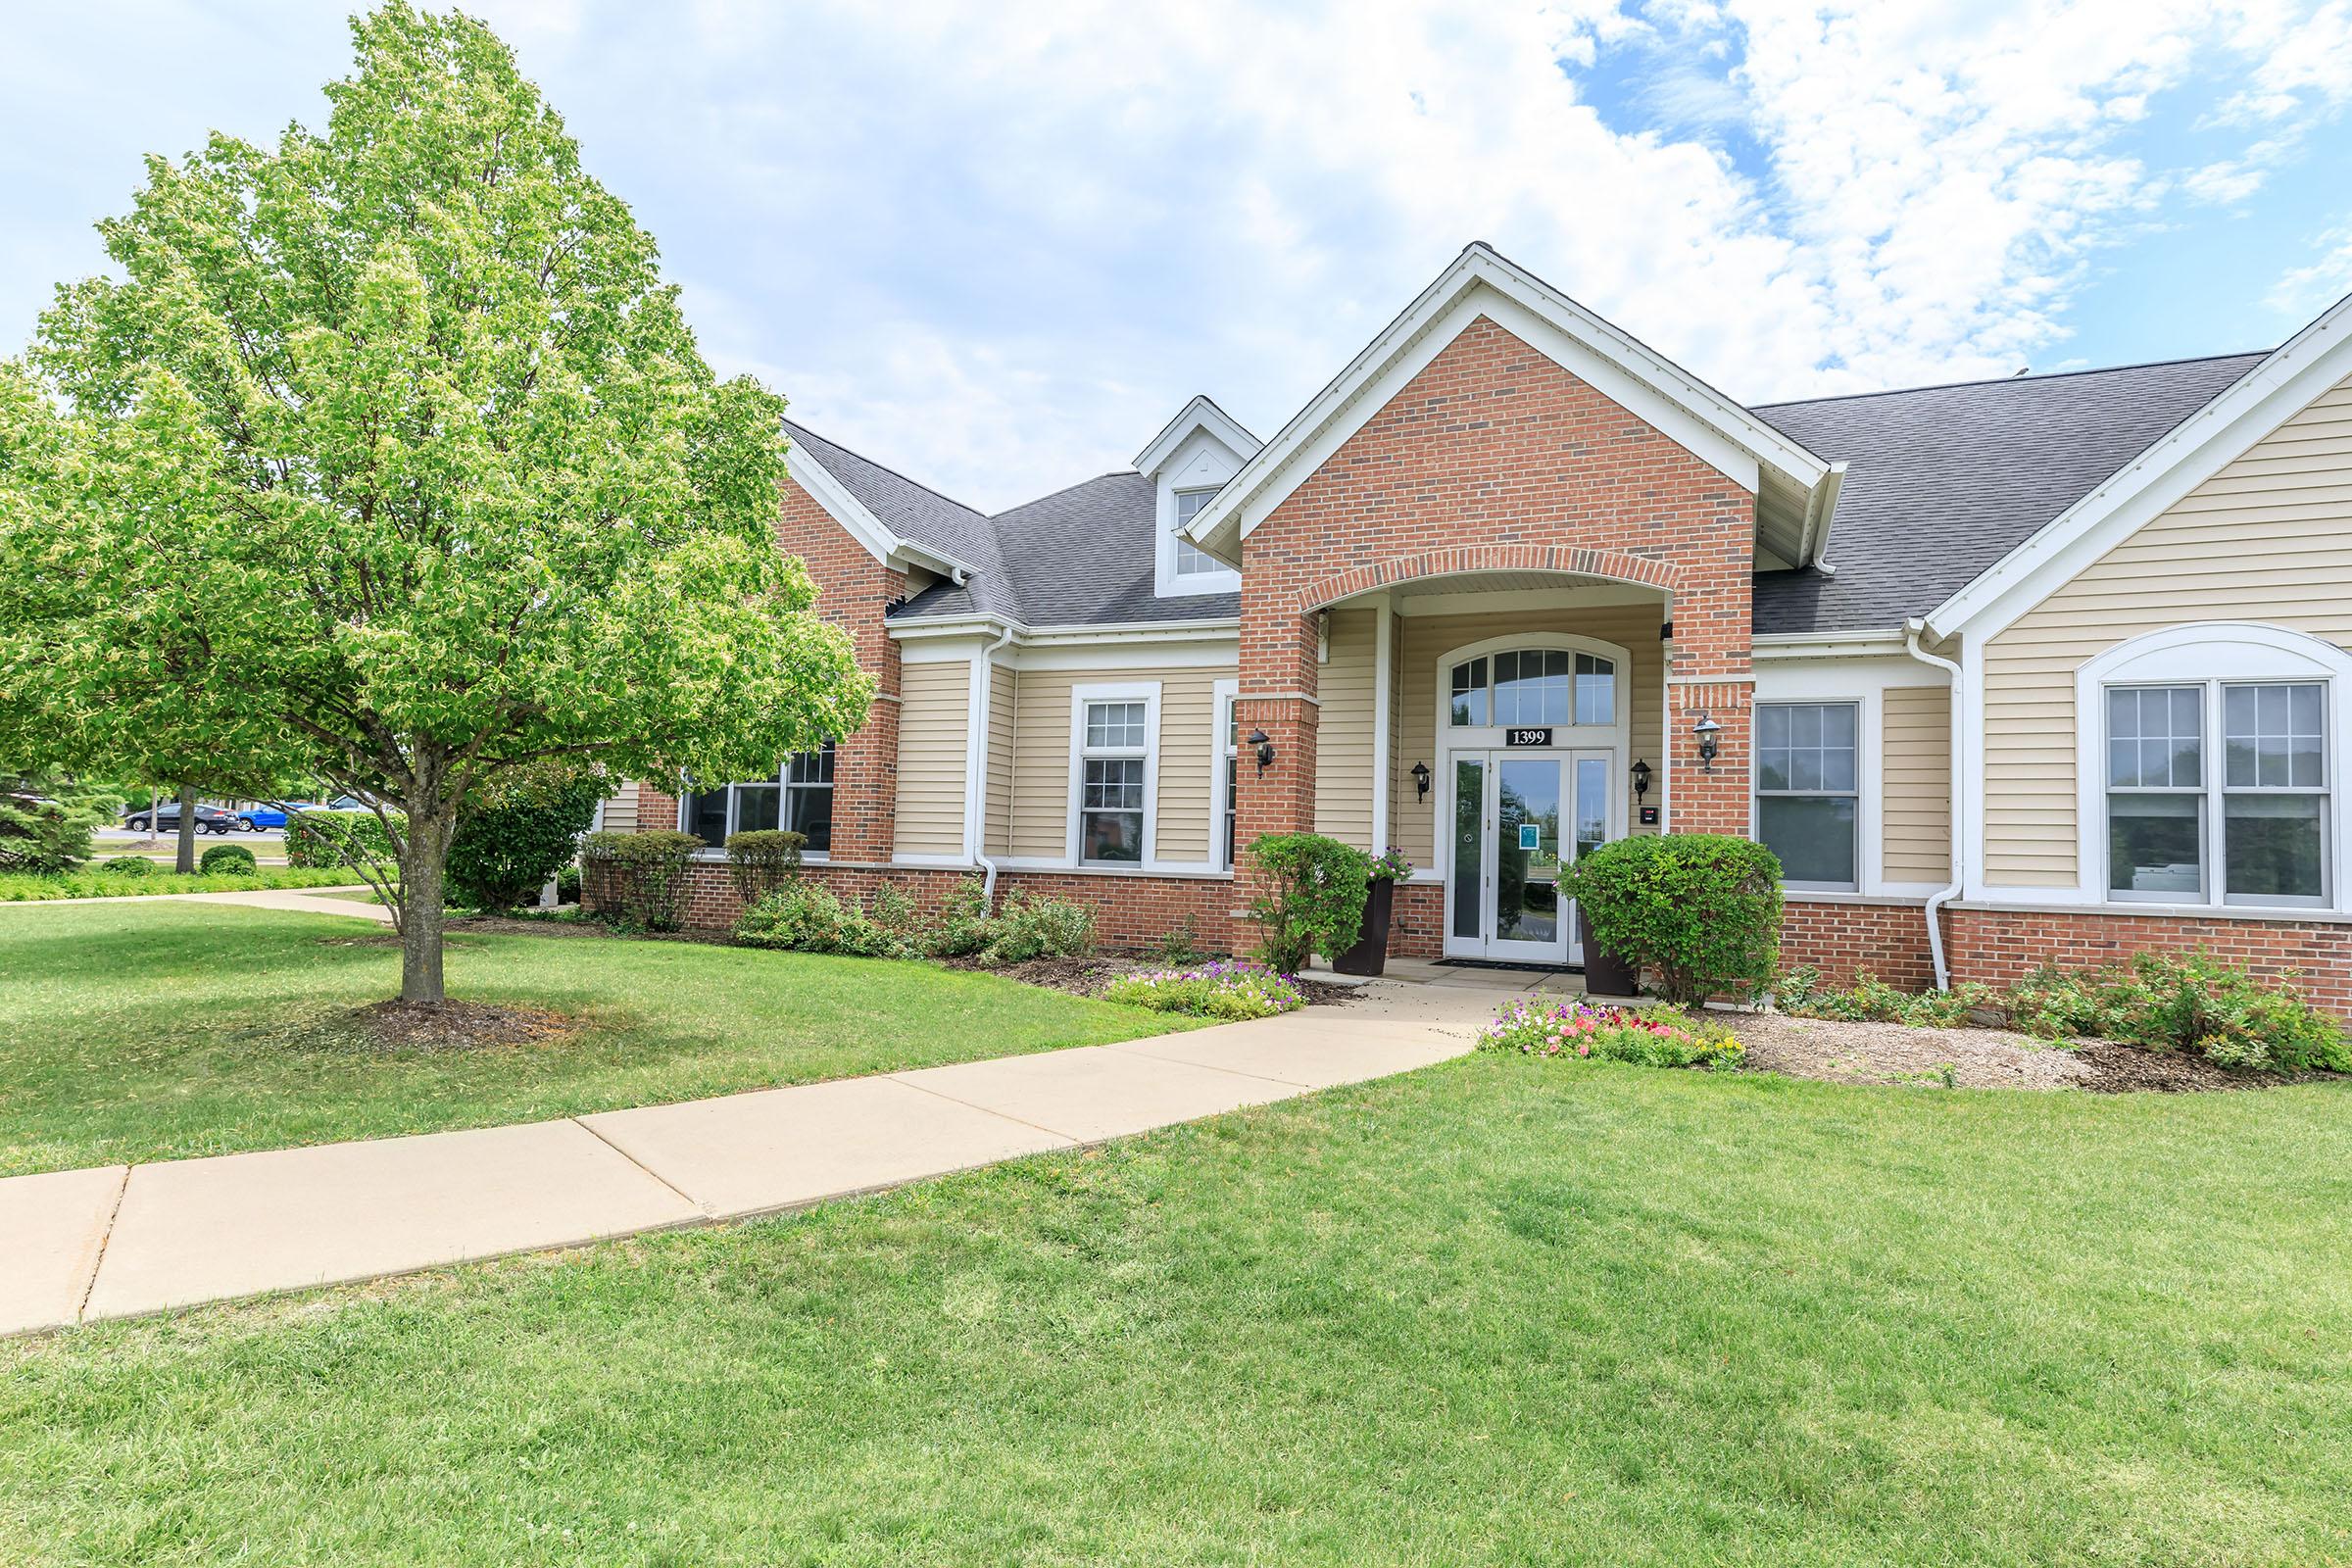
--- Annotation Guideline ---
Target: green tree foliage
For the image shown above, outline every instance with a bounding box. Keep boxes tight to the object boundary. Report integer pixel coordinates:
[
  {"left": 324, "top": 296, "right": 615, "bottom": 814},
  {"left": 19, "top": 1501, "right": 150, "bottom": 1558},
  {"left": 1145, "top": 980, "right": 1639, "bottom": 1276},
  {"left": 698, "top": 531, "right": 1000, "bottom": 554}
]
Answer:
[
  {"left": 1565, "top": 833, "right": 1783, "bottom": 1006},
  {"left": 0, "top": 5, "right": 866, "bottom": 1003},
  {"left": 445, "top": 768, "right": 607, "bottom": 913}
]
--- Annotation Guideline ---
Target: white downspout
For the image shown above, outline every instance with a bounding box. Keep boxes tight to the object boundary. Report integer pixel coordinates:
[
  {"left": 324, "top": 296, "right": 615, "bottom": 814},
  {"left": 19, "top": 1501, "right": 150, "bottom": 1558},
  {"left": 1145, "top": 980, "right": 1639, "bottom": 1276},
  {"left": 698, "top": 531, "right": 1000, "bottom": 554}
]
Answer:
[
  {"left": 1904, "top": 617, "right": 1962, "bottom": 989},
  {"left": 971, "top": 623, "right": 1017, "bottom": 904}
]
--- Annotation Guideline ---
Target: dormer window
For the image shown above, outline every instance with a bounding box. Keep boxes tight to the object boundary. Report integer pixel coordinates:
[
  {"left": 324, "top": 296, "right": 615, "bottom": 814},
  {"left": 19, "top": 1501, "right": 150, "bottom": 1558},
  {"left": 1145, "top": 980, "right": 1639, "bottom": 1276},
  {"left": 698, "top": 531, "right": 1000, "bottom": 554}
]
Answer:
[{"left": 1174, "top": 489, "right": 1221, "bottom": 577}]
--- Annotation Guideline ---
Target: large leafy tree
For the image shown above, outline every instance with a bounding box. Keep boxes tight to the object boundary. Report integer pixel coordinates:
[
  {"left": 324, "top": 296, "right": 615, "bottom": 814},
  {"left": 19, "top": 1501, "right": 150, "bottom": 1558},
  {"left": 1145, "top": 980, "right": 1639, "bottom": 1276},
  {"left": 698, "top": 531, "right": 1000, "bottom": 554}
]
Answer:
[{"left": 0, "top": 4, "right": 867, "bottom": 1004}]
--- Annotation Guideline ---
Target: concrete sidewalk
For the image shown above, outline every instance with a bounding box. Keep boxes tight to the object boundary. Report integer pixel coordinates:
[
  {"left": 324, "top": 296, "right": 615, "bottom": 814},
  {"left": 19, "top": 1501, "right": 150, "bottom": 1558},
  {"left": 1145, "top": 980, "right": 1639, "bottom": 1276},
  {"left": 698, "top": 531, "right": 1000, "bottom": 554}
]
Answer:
[
  {"left": 3, "top": 886, "right": 394, "bottom": 920},
  {"left": 1, "top": 980, "right": 1500, "bottom": 1336}
]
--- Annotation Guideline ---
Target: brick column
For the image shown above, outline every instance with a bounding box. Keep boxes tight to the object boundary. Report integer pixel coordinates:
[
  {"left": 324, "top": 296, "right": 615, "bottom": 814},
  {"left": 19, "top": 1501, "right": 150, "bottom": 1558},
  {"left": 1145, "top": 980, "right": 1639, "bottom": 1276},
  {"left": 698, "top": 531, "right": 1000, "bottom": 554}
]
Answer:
[
  {"left": 775, "top": 476, "right": 905, "bottom": 862},
  {"left": 1233, "top": 585, "right": 1323, "bottom": 952},
  {"left": 1664, "top": 561, "right": 1754, "bottom": 835}
]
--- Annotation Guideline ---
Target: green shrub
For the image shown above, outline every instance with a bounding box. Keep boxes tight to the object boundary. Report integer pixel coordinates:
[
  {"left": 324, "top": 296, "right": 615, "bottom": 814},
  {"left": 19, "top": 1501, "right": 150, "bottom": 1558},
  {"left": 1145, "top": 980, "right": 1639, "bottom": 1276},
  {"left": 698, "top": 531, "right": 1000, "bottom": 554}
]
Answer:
[
  {"left": 1478, "top": 998, "right": 1744, "bottom": 1070},
  {"left": 724, "top": 829, "right": 807, "bottom": 904},
  {"left": 1564, "top": 833, "right": 1782, "bottom": 1006},
  {"left": 446, "top": 772, "right": 607, "bottom": 912},
  {"left": 101, "top": 855, "right": 155, "bottom": 876},
  {"left": 1102, "top": 961, "right": 1304, "bottom": 1019},
  {"left": 1776, "top": 965, "right": 1990, "bottom": 1028},
  {"left": 978, "top": 890, "right": 1097, "bottom": 965},
  {"left": 1246, "top": 832, "right": 1373, "bottom": 974},
  {"left": 581, "top": 829, "right": 702, "bottom": 932},
  {"left": 555, "top": 863, "right": 581, "bottom": 905},
  {"left": 198, "top": 844, "right": 257, "bottom": 875},
  {"left": 286, "top": 808, "right": 402, "bottom": 870},
  {"left": 732, "top": 881, "right": 921, "bottom": 959},
  {"left": 928, "top": 876, "right": 996, "bottom": 957}
]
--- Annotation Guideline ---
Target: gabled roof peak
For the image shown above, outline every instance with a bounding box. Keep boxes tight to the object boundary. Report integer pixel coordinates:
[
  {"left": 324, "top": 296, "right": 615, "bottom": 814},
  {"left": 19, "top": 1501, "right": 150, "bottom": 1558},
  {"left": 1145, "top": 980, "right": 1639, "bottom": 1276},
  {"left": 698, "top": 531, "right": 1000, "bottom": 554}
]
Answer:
[{"left": 1133, "top": 394, "right": 1261, "bottom": 477}]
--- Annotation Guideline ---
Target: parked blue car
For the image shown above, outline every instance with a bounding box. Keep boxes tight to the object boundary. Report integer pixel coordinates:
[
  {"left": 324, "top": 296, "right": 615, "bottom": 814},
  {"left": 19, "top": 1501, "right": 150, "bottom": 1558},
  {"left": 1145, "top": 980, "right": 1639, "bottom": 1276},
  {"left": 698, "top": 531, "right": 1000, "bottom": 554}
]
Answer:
[{"left": 230, "top": 803, "right": 299, "bottom": 831}]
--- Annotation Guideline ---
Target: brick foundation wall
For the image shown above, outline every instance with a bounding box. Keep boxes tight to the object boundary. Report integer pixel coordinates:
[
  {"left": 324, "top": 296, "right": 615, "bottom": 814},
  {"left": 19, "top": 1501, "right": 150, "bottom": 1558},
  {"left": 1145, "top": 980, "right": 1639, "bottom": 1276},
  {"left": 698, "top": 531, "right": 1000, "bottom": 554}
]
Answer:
[
  {"left": 1943, "top": 905, "right": 2352, "bottom": 1015},
  {"left": 587, "top": 858, "right": 1248, "bottom": 954},
  {"left": 1781, "top": 898, "right": 1938, "bottom": 992}
]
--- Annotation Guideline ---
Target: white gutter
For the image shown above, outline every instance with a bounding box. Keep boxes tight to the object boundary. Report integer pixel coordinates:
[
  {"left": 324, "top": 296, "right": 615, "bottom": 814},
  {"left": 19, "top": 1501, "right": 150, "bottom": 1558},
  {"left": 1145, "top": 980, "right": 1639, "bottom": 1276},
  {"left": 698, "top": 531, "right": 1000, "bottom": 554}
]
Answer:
[
  {"left": 1904, "top": 616, "right": 1963, "bottom": 989},
  {"left": 970, "top": 622, "right": 1017, "bottom": 903}
]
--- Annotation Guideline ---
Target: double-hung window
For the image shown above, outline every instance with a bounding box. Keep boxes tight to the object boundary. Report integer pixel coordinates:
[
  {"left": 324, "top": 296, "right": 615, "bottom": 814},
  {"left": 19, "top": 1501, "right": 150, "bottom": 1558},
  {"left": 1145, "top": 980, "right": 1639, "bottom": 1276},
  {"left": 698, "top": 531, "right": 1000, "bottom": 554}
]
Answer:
[
  {"left": 680, "top": 744, "right": 835, "bottom": 854},
  {"left": 1219, "top": 691, "right": 1239, "bottom": 869},
  {"left": 1079, "top": 700, "right": 1149, "bottom": 864},
  {"left": 2107, "top": 680, "right": 2328, "bottom": 906},
  {"left": 1173, "top": 489, "right": 1221, "bottom": 578},
  {"left": 1755, "top": 703, "right": 1859, "bottom": 890}
]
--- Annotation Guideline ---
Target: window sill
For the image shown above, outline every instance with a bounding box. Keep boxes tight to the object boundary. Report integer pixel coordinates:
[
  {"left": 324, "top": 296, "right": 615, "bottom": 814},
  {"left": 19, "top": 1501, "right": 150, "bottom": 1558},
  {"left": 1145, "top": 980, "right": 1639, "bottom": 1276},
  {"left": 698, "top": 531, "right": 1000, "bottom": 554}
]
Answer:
[{"left": 1955, "top": 897, "right": 2352, "bottom": 925}]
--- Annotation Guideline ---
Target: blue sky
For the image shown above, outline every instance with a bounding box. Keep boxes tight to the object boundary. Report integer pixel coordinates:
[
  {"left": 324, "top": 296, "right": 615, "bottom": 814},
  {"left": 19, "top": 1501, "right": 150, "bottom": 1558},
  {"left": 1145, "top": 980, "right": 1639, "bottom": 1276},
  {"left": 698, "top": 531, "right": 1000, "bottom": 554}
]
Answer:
[{"left": 4, "top": 1, "right": 2349, "bottom": 512}]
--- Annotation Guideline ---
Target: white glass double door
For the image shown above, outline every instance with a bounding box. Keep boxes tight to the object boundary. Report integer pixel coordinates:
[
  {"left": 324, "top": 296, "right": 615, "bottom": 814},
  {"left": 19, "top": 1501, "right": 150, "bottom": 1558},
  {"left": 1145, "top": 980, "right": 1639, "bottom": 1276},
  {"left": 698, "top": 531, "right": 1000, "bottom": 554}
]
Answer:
[{"left": 1445, "top": 750, "right": 1614, "bottom": 964}]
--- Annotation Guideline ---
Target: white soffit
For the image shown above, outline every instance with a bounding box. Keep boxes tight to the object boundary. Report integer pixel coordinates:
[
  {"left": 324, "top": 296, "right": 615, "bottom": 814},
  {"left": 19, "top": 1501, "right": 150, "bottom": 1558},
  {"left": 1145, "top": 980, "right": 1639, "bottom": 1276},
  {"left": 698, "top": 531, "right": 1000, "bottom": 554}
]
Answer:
[
  {"left": 1182, "top": 242, "right": 1834, "bottom": 564},
  {"left": 785, "top": 440, "right": 977, "bottom": 583}
]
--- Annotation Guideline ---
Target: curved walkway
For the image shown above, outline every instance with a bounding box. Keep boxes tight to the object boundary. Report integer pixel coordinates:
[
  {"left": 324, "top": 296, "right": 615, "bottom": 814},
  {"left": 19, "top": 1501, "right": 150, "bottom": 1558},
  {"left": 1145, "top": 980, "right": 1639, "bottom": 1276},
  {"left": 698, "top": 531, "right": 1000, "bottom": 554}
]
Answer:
[{"left": 1, "top": 977, "right": 1503, "bottom": 1336}]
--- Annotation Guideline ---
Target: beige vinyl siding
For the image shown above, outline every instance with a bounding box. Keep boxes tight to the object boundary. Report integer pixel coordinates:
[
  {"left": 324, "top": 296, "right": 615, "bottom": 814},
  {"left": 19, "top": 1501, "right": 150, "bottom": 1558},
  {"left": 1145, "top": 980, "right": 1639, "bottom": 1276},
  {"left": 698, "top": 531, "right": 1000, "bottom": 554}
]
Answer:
[
  {"left": 1156, "top": 671, "right": 1220, "bottom": 863},
  {"left": 1005, "top": 665, "right": 1233, "bottom": 863},
  {"left": 600, "top": 783, "right": 640, "bottom": 835},
  {"left": 1313, "top": 608, "right": 1379, "bottom": 850},
  {"left": 1392, "top": 603, "right": 1667, "bottom": 869},
  {"left": 983, "top": 663, "right": 1015, "bottom": 858},
  {"left": 1880, "top": 685, "right": 1951, "bottom": 883},
  {"left": 1983, "top": 371, "right": 2352, "bottom": 883},
  {"left": 894, "top": 660, "right": 970, "bottom": 858}
]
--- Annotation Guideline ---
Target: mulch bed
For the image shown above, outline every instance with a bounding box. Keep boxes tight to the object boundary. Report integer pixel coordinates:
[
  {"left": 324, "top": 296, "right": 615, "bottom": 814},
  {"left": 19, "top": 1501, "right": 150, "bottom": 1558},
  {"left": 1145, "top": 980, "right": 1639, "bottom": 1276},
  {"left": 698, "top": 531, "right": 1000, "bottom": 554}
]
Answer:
[
  {"left": 342, "top": 1000, "right": 579, "bottom": 1052},
  {"left": 1728, "top": 1010, "right": 2333, "bottom": 1094}
]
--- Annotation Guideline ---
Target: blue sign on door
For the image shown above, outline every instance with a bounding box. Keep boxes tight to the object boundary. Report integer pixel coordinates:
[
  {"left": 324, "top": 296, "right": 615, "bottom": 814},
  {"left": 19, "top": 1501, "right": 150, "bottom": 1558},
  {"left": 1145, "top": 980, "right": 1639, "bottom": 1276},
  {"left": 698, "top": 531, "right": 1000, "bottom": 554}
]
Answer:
[{"left": 1518, "top": 824, "right": 1541, "bottom": 851}]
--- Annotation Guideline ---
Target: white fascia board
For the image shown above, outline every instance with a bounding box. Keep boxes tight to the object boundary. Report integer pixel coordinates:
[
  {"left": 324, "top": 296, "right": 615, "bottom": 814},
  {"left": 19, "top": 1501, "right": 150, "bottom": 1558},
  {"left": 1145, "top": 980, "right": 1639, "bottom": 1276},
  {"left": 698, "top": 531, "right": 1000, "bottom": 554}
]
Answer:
[
  {"left": 1021, "top": 616, "right": 1240, "bottom": 645},
  {"left": 1134, "top": 394, "right": 1262, "bottom": 477},
  {"left": 1925, "top": 289, "right": 2352, "bottom": 643},
  {"left": 1183, "top": 241, "right": 1832, "bottom": 559},
  {"left": 786, "top": 442, "right": 979, "bottom": 583}
]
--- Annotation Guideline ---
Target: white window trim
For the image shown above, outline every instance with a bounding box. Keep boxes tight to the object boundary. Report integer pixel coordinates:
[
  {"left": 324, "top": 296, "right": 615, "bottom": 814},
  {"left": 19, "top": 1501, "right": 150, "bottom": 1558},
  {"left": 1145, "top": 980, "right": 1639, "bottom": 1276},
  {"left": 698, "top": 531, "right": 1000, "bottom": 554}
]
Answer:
[
  {"left": 2075, "top": 623, "right": 2352, "bottom": 913},
  {"left": 675, "top": 749, "right": 836, "bottom": 862},
  {"left": 1212, "top": 677, "right": 1239, "bottom": 871},
  {"left": 1752, "top": 699, "right": 1863, "bottom": 894},
  {"left": 1067, "top": 681, "right": 1161, "bottom": 869},
  {"left": 1433, "top": 632, "right": 1634, "bottom": 754},
  {"left": 1154, "top": 486, "right": 1240, "bottom": 599}
]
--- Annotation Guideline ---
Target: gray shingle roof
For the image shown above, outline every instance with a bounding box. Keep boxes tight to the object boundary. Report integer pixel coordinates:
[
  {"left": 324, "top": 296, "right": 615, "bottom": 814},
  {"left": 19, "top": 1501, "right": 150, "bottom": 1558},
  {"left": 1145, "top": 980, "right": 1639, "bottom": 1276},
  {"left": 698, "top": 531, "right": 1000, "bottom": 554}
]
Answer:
[
  {"left": 796, "top": 348, "right": 2271, "bottom": 639},
  {"left": 1750, "top": 352, "right": 2267, "bottom": 635}
]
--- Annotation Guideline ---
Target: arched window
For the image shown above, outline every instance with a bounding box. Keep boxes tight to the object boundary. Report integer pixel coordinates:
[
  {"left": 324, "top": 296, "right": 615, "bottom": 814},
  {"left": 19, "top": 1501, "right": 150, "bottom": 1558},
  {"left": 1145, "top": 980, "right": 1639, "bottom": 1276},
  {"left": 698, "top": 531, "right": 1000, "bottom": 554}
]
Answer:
[{"left": 1449, "top": 649, "right": 1614, "bottom": 728}]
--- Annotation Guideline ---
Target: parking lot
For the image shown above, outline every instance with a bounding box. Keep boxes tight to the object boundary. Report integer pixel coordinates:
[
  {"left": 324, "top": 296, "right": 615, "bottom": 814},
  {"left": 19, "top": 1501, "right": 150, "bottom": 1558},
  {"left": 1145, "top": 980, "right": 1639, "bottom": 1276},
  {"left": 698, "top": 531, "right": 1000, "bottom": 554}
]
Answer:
[{"left": 95, "top": 825, "right": 292, "bottom": 864}]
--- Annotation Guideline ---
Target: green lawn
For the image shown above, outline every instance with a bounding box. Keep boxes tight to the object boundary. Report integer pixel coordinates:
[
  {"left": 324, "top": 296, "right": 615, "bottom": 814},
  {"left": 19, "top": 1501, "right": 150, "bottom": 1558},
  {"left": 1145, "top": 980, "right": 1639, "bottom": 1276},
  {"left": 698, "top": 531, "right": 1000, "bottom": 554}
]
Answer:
[
  {"left": 3, "top": 1059, "right": 2347, "bottom": 1565},
  {"left": 0, "top": 902, "right": 1189, "bottom": 1176}
]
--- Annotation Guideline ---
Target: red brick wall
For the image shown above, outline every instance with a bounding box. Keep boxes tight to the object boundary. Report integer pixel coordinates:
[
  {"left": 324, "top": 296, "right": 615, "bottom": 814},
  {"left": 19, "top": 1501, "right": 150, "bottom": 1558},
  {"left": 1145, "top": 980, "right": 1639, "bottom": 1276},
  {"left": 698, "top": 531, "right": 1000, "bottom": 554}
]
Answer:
[
  {"left": 588, "top": 858, "right": 1245, "bottom": 954},
  {"left": 1233, "top": 316, "right": 1760, "bottom": 931},
  {"left": 1781, "top": 898, "right": 1938, "bottom": 992},
  {"left": 774, "top": 473, "right": 906, "bottom": 861},
  {"left": 1944, "top": 905, "right": 2352, "bottom": 1015}
]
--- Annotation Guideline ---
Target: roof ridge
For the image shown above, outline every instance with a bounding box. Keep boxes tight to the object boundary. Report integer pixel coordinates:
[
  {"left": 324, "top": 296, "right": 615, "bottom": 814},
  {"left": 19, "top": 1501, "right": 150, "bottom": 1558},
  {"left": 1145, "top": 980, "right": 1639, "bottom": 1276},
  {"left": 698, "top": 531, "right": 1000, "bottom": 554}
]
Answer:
[
  {"left": 990, "top": 469, "right": 1145, "bottom": 523},
  {"left": 783, "top": 417, "right": 988, "bottom": 521},
  {"left": 1753, "top": 349, "right": 2272, "bottom": 412}
]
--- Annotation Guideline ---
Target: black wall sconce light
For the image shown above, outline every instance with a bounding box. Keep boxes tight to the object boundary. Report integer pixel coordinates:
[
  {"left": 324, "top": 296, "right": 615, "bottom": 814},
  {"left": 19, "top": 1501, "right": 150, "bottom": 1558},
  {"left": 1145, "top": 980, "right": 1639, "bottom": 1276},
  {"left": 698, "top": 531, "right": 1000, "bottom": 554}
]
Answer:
[
  {"left": 1630, "top": 758, "right": 1652, "bottom": 799},
  {"left": 1411, "top": 760, "right": 1432, "bottom": 800},
  {"left": 1691, "top": 712, "right": 1723, "bottom": 772},
  {"left": 1248, "top": 728, "right": 1275, "bottom": 778}
]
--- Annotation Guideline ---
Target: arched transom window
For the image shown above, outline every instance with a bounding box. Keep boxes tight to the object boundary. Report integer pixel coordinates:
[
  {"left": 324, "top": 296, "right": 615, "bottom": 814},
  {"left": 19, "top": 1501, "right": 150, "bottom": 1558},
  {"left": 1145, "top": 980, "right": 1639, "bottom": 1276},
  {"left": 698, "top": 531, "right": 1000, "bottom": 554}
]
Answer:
[{"left": 1449, "top": 649, "right": 1614, "bottom": 728}]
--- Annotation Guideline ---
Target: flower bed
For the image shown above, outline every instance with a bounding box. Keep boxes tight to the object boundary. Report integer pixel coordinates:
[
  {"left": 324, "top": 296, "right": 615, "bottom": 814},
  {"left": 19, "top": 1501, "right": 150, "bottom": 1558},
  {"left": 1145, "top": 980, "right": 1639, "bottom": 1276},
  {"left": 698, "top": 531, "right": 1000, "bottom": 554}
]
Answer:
[
  {"left": 1478, "top": 999, "right": 1744, "bottom": 1070},
  {"left": 1101, "top": 962, "right": 1307, "bottom": 1021}
]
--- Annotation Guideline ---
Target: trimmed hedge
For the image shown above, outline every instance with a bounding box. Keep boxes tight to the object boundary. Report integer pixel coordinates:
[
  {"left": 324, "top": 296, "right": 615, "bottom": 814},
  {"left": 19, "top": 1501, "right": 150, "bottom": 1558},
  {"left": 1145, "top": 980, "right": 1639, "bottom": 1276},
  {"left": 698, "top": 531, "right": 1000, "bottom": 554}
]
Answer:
[
  {"left": 1245, "top": 833, "right": 1373, "bottom": 974},
  {"left": 1565, "top": 833, "right": 1783, "bottom": 1006},
  {"left": 198, "top": 844, "right": 258, "bottom": 875},
  {"left": 581, "top": 830, "right": 701, "bottom": 931},
  {"left": 724, "top": 829, "right": 806, "bottom": 904}
]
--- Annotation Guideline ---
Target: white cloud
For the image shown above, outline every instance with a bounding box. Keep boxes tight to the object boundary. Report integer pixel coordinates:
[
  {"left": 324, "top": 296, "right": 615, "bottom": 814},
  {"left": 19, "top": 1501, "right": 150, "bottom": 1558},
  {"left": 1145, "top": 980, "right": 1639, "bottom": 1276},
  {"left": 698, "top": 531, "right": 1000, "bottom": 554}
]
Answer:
[
  {"left": 2268, "top": 222, "right": 2352, "bottom": 314},
  {"left": 6, "top": 0, "right": 2349, "bottom": 510}
]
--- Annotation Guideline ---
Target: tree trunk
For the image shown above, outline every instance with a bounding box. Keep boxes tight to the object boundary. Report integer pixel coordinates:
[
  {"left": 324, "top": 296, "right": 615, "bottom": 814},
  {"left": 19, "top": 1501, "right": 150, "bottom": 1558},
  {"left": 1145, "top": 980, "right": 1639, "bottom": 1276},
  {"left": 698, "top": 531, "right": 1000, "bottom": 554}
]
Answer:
[
  {"left": 396, "top": 808, "right": 458, "bottom": 1006},
  {"left": 174, "top": 785, "right": 197, "bottom": 874}
]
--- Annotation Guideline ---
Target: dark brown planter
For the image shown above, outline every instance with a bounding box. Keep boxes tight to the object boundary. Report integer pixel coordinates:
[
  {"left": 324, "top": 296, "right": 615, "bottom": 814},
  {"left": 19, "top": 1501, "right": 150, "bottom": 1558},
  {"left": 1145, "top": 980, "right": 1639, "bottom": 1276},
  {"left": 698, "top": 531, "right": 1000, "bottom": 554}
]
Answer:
[
  {"left": 1332, "top": 876, "right": 1396, "bottom": 976},
  {"left": 1577, "top": 907, "right": 1640, "bottom": 997}
]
